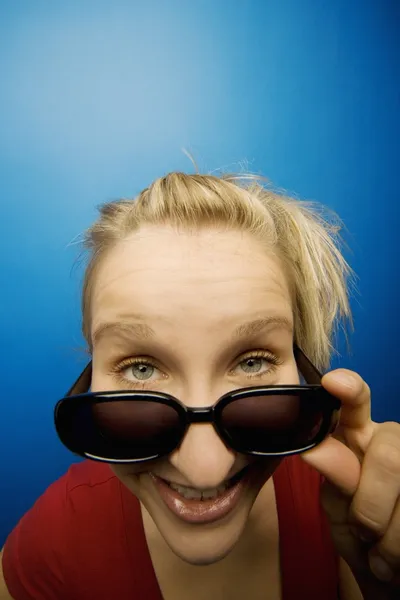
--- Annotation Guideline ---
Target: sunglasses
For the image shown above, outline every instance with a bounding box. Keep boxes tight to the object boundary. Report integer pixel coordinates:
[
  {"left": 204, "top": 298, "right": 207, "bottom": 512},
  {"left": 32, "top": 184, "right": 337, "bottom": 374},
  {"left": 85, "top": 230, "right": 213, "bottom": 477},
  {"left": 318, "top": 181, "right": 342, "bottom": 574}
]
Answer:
[{"left": 54, "top": 346, "right": 341, "bottom": 464}]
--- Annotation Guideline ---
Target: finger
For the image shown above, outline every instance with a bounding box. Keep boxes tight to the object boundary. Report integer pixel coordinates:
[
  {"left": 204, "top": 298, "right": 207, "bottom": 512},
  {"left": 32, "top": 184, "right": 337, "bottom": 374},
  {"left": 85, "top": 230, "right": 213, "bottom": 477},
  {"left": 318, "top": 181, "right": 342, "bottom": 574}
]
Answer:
[
  {"left": 302, "top": 435, "right": 361, "bottom": 496},
  {"left": 321, "top": 369, "right": 372, "bottom": 430},
  {"left": 350, "top": 423, "right": 400, "bottom": 539},
  {"left": 371, "top": 494, "right": 400, "bottom": 584},
  {"left": 320, "top": 483, "right": 400, "bottom": 597}
]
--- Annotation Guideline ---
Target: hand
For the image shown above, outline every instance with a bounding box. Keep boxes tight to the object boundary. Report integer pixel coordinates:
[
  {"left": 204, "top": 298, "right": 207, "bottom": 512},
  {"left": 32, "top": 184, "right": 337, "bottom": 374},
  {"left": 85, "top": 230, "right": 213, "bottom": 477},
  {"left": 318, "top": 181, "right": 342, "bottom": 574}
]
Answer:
[{"left": 301, "top": 369, "right": 400, "bottom": 599}]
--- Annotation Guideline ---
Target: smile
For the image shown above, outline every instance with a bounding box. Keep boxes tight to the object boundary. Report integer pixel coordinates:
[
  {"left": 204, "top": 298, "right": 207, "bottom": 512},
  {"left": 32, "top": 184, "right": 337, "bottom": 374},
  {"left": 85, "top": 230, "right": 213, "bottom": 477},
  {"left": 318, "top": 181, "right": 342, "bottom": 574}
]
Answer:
[{"left": 149, "top": 465, "right": 257, "bottom": 524}]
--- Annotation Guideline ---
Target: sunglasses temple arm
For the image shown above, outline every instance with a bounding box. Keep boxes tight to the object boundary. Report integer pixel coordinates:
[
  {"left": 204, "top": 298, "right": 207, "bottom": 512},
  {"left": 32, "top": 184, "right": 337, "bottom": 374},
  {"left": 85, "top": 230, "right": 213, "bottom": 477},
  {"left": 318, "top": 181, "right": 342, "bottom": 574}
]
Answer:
[
  {"left": 65, "top": 362, "right": 93, "bottom": 396},
  {"left": 293, "top": 345, "right": 324, "bottom": 384}
]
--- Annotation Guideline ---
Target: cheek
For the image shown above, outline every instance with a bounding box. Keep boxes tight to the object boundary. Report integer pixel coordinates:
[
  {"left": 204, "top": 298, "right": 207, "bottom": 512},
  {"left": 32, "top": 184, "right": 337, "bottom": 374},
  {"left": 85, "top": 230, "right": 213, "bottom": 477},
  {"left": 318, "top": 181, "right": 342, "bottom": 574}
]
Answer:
[
  {"left": 109, "top": 464, "right": 143, "bottom": 488},
  {"left": 108, "top": 464, "right": 145, "bottom": 500},
  {"left": 110, "top": 463, "right": 146, "bottom": 478},
  {"left": 109, "top": 462, "right": 159, "bottom": 498}
]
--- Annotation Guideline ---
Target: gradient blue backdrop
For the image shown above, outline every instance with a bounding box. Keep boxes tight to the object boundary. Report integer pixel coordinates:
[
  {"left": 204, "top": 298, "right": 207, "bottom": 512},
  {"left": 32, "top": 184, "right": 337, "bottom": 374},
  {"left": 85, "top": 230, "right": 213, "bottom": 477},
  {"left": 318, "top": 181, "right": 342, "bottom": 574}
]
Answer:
[{"left": 1, "top": 0, "right": 399, "bottom": 546}]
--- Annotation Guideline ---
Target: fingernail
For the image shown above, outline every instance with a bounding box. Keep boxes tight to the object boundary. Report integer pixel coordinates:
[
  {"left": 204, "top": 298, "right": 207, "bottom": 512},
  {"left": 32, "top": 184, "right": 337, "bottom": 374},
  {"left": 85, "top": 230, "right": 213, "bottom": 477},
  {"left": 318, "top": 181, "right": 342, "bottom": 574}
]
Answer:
[
  {"left": 330, "top": 370, "right": 357, "bottom": 389},
  {"left": 369, "top": 556, "right": 394, "bottom": 582}
]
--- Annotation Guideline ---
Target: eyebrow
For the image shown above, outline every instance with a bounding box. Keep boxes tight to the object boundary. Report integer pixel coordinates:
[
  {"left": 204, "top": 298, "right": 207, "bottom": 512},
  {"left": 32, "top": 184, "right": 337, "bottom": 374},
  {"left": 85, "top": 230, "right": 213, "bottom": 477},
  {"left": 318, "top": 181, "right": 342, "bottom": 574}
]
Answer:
[
  {"left": 92, "top": 315, "right": 293, "bottom": 347},
  {"left": 92, "top": 317, "right": 155, "bottom": 347},
  {"left": 232, "top": 316, "right": 293, "bottom": 339}
]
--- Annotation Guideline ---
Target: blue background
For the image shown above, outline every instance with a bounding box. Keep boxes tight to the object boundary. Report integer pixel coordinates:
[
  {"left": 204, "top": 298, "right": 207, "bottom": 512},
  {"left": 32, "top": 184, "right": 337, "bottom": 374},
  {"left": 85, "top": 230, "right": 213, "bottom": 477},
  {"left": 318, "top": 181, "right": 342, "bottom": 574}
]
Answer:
[{"left": 0, "top": 0, "right": 399, "bottom": 546}]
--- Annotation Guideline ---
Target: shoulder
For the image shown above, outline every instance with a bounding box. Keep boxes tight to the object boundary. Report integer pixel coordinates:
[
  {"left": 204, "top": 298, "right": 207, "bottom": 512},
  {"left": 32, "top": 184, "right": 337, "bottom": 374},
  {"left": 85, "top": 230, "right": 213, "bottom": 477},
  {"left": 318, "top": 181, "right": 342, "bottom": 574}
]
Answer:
[
  {"left": 16, "top": 460, "right": 120, "bottom": 531},
  {"left": 63, "top": 459, "right": 119, "bottom": 502},
  {"left": 2, "top": 461, "right": 133, "bottom": 600}
]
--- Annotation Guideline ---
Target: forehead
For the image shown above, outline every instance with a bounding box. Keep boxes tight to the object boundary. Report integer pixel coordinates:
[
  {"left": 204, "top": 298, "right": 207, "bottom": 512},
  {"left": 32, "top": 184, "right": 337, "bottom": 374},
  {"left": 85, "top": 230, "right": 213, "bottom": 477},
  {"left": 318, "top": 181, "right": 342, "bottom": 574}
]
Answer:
[{"left": 91, "top": 226, "right": 292, "bottom": 333}]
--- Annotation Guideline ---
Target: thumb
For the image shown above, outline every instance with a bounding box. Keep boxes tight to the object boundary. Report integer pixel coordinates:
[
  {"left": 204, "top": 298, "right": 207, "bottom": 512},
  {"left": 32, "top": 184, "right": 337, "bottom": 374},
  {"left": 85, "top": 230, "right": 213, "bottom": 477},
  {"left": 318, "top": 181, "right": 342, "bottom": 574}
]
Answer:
[{"left": 301, "top": 436, "right": 361, "bottom": 496}]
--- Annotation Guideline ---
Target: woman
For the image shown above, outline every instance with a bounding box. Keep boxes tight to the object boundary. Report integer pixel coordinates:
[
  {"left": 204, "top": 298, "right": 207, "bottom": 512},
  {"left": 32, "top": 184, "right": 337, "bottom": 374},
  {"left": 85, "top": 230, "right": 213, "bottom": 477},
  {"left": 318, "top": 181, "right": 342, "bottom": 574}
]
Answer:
[{"left": 1, "top": 172, "right": 399, "bottom": 600}]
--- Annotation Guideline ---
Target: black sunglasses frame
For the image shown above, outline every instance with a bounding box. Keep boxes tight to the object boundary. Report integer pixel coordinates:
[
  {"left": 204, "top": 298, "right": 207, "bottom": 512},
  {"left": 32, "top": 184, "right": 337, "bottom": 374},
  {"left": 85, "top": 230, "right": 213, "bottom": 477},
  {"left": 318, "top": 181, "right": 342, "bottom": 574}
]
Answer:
[
  {"left": 54, "top": 345, "right": 341, "bottom": 464},
  {"left": 55, "top": 385, "right": 340, "bottom": 464}
]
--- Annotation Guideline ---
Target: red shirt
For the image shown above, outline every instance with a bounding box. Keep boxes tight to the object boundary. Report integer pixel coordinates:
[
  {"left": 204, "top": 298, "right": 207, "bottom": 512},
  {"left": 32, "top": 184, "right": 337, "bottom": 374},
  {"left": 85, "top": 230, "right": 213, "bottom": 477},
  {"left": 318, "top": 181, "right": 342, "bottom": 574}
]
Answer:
[{"left": 2, "top": 456, "right": 339, "bottom": 599}]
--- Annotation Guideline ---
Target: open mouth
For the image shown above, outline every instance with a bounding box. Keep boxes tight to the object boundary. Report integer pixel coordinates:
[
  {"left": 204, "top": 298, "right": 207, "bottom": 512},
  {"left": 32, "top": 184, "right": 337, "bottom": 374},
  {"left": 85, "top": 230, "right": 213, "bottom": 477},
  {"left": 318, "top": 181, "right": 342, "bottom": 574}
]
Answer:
[
  {"left": 160, "top": 465, "right": 250, "bottom": 500},
  {"left": 150, "top": 464, "right": 256, "bottom": 524}
]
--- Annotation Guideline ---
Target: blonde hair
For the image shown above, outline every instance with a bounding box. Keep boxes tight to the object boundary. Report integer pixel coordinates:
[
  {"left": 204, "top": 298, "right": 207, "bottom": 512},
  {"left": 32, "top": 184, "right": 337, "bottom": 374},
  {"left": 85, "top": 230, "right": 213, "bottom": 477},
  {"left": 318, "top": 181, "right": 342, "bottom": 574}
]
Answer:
[{"left": 80, "top": 172, "right": 354, "bottom": 370}]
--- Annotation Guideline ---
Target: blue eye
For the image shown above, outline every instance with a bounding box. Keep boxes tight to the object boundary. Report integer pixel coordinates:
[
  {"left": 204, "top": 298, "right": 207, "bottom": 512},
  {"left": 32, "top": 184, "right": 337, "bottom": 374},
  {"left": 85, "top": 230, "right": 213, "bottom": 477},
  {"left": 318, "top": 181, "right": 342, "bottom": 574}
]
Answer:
[
  {"left": 117, "top": 359, "right": 163, "bottom": 384},
  {"left": 129, "top": 362, "right": 156, "bottom": 380},
  {"left": 239, "top": 357, "right": 265, "bottom": 373},
  {"left": 234, "top": 351, "right": 281, "bottom": 378}
]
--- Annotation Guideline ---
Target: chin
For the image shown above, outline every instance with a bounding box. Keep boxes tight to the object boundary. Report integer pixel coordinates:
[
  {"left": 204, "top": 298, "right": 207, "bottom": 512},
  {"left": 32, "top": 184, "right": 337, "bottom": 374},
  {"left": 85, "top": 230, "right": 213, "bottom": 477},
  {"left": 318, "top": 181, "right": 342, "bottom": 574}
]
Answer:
[
  {"left": 149, "top": 502, "right": 253, "bottom": 565},
  {"left": 170, "top": 542, "right": 238, "bottom": 566}
]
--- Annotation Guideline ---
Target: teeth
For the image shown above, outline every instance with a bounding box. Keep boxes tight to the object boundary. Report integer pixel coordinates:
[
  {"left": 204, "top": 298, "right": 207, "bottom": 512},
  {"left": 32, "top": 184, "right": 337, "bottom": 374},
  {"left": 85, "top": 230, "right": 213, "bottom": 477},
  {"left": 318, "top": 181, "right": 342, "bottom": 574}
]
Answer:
[
  {"left": 169, "top": 482, "right": 228, "bottom": 500},
  {"left": 202, "top": 485, "right": 227, "bottom": 499},
  {"left": 170, "top": 484, "right": 202, "bottom": 500}
]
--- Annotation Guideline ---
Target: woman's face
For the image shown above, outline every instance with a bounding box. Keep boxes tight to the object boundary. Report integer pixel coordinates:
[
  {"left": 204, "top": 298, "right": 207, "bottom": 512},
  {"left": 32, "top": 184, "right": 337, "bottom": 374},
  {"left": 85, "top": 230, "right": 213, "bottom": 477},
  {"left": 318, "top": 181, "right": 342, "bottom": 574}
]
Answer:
[{"left": 90, "top": 225, "right": 299, "bottom": 564}]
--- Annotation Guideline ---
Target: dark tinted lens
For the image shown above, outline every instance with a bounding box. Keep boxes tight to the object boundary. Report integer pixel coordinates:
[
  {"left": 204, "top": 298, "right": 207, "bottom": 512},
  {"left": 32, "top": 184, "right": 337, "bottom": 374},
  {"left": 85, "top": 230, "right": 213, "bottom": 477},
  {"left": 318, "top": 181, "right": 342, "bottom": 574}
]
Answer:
[
  {"left": 220, "top": 394, "right": 324, "bottom": 453},
  {"left": 59, "top": 398, "right": 184, "bottom": 460}
]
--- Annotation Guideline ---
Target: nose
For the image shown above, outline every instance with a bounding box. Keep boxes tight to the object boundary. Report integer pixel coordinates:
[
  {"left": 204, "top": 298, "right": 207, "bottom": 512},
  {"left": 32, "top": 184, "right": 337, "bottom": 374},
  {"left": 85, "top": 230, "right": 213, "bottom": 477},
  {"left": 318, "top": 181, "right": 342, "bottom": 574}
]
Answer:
[{"left": 169, "top": 422, "right": 237, "bottom": 489}]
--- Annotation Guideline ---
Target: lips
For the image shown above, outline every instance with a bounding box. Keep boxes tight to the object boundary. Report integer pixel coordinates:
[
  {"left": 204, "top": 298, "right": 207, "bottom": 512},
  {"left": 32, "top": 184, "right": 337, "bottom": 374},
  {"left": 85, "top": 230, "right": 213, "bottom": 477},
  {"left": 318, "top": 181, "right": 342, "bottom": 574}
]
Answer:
[{"left": 149, "top": 465, "right": 255, "bottom": 524}]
